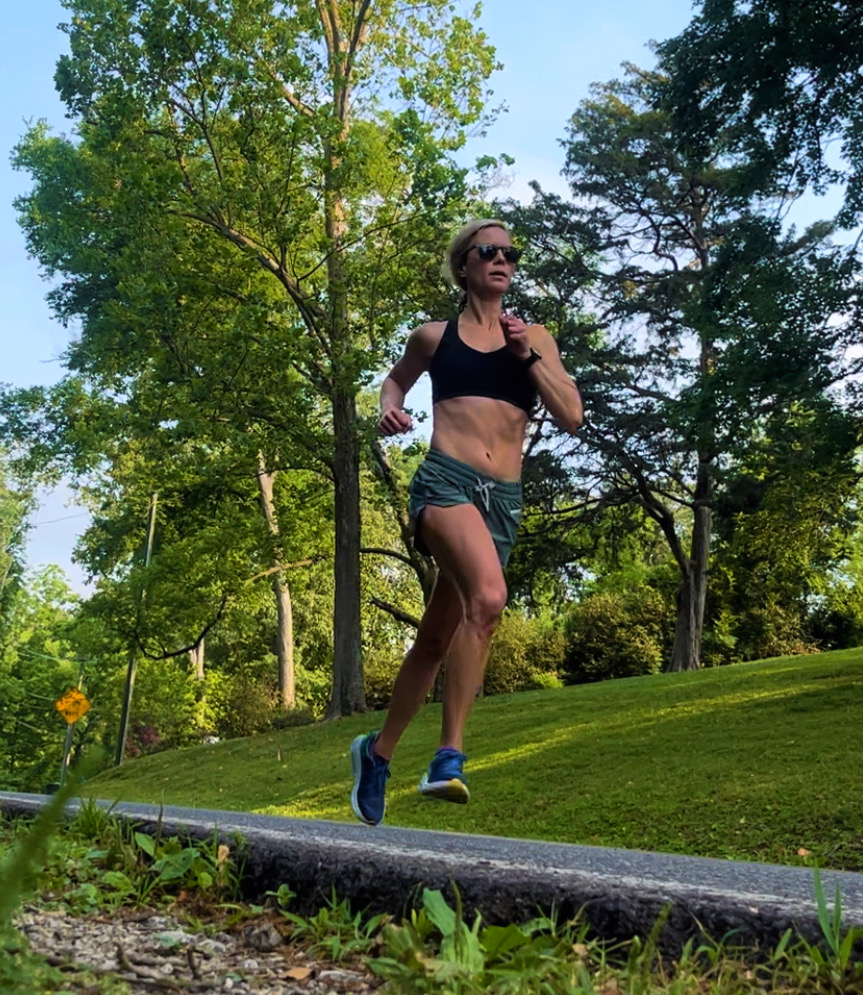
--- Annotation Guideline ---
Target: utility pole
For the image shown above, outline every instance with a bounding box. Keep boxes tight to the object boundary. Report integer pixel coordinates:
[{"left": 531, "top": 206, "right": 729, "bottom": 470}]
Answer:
[{"left": 114, "top": 492, "right": 158, "bottom": 766}]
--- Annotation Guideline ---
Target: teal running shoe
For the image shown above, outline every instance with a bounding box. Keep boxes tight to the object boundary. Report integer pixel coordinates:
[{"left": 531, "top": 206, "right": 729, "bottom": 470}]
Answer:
[
  {"left": 418, "top": 747, "right": 469, "bottom": 803},
  {"left": 350, "top": 732, "right": 390, "bottom": 826}
]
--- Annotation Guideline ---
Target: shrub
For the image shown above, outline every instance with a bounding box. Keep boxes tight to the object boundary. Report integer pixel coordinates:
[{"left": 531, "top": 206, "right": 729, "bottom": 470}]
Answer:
[
  {"left": 364, "top": 649, "right": 403, "bottom": 711},
  {"left": 120, "top": 657, "right": 202, "bottom": 750},
  {"left": 484, "top": 610, "right": 565, "bottom": 696},
  {"left": 733, "top": 601, "right": 818, "bottom": 661},
  {"left": 205, "top": 669, "right": 280, "bottom": 739},
  {"left": 294, "top": 661, "right": 332, "bottom": 718},
  {"left": 562, "top": 587, "right": 671, "bottom": 683},
  {"left": 361, "top": 610, "right": 565, "bottom": 709},
  {"left": 700, "top": 608, "right": 739, "bottom": 668}
]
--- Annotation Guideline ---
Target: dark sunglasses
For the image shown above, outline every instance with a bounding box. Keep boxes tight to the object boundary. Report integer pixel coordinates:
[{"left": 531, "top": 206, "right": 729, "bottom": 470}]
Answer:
[{"left": 465, "top": 243, "right": 522, "bottom": 264}]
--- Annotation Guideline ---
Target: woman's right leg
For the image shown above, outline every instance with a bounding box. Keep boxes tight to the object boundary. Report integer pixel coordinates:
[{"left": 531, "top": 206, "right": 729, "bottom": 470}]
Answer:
[
  {"left": 415, "top": 503, "right": 507, "bottom": 754},
  {"left": 374, "top": 570, "right": 463, "bottom": 760}
]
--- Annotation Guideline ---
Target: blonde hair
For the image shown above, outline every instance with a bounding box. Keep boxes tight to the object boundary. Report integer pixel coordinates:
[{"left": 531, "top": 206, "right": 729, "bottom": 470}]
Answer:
[{"left": 443, "top": 219, "right": 510, "bottom": 311}]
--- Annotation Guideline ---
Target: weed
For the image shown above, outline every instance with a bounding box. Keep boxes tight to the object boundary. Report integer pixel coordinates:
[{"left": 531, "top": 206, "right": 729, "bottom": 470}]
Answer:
[
  {"left": 767, "top": 868, "right": 863, "bottom": 993},
  {"left": 369, "top": 886, "right": 591, "bottom": 993},
  {"left": 273, "top": 886, "right": 388, "bottom": 962}
]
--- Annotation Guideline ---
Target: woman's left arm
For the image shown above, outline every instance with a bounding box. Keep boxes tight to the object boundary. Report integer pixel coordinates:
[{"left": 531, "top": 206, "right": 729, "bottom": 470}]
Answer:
[
  {"left": 502, "top": 315, "right": 583, "bottom": 434},
  {"left": 528, "top": 329, "right": 583, "bottom": 434}
]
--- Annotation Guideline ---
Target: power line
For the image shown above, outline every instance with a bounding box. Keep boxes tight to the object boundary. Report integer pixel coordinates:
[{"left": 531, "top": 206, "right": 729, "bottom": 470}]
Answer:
[{"left": 29, "top": 512, "right": 90, "bottom": 527}]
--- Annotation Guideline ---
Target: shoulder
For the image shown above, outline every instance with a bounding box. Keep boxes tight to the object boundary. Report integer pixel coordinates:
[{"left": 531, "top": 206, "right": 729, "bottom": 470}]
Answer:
[
  {"left": 407, "top": 320, "right": 449, "bottom": 358},
  {"left": 526, "top": 323, "right": 559, "bottom": 355}
]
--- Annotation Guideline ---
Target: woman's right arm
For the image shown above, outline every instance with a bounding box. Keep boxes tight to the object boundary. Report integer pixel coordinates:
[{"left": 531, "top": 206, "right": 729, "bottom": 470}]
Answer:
[{"left": 378, "top": 323, "right": 440, "bottom": 436}]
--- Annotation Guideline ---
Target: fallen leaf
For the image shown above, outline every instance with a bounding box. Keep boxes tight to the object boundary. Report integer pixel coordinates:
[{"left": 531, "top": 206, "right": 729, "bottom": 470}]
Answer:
[{"left": 285, "top": 966, "right": 312, "bottom": 981}]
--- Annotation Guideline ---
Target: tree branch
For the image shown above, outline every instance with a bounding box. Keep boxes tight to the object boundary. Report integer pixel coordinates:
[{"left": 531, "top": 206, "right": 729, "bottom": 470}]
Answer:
[
  {"left": 360, "top": 546, "right": 414, "bottom": 568},
  {"left": 369, "top": 596, "right": 420, "bottom": 629}
]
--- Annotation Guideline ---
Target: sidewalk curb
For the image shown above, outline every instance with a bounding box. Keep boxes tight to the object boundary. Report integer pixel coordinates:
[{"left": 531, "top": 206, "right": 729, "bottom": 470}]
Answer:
[{"left": 3, "top": 792, "right": 862, "bottom": 953}]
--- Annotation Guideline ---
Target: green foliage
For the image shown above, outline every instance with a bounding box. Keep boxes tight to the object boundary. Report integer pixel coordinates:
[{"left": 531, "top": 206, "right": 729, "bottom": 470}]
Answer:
[
  {"left": 363, "top": 610, "right": 565, "bottom": 711},
  {"left": 499, "top": 59, "right": 863, "bottom": 671},
  {"left": 0, "top": 775, "right": 126, "bottom": 994},
  {"left": 710, "top": 435, "right": 860, "bottom": 661},
  {"left": 370, "top": 887, "right": 591, "bottom": 994},
  {"left": 5, "top": 0, "right": 503, "bottom": 720},
  {"left": 0, "top": 465, "right": 32, "bottom": 626},
  {"left": 562, "top": 587, "right": 672, "bottom": 683},
  {"left": 363, "top": 648, "right": 403, "bottom": 712},
  {"left": 203, "top": 668, "right": 281, "bottom": 741},
  {"left": 276, "top": 888, "right": 389, "bottom": 964},
  {"left": 660, "top": 0, "right": 863, "bottom": 224},
  {"left": 483, "top": 610, "right": 565, "bottom": 696},
  {"left": 0, "top": 567, "right": 82, "bottom": 792},
  {"left": 1, "top": 801, "right": 241, "bottom": 915}
]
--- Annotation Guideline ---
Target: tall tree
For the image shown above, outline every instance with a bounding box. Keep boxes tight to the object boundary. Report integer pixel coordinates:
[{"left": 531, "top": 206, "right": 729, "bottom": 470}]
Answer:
[
  {"left": 0, "top": 462, "right": 31, "bottom": 629},
  {"left": 10, "top": 0, "right": 499, "bottom": 716},
  {"left": 660, "top": 0, "right": 863, "bottom": 223},
  {"left": 498, "top": 63, "right": 863, "bottom": 670}
]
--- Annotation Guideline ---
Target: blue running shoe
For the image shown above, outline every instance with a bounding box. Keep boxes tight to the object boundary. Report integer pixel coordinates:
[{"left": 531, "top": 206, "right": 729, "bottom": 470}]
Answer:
[
  {"left": 418, "top": 747, "right": 469, "bottom": 803},
  {"left": 350, "top": 732, "right": 390, "bottom": 826}
]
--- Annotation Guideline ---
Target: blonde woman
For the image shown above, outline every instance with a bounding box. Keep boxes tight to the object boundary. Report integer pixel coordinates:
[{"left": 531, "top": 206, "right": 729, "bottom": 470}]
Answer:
[{"left": 351, "top": 219, "right": 583, "bottom": 826}]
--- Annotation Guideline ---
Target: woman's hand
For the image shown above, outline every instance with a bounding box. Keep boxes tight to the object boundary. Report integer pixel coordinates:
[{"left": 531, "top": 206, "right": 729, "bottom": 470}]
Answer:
[
  {"left": 500, "top": 313, "right": 531, "bottom": 360},
  {"left": 378, "top": 406, "right": 413, "bottom": 436}
]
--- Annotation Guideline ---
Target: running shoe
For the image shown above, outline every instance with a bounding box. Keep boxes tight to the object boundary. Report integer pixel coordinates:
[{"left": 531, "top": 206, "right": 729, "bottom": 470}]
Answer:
[
  {"left": 350, "top": 731, "right": 390, "bottom": 826},
  {"left": 418, "top": 747, "right": 470, "bottom": 803}
]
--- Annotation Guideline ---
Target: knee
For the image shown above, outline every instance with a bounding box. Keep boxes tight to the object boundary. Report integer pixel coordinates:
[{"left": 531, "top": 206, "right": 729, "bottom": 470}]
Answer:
[{"left": 464, "top": 584, "right": 507, "bottom": 636}]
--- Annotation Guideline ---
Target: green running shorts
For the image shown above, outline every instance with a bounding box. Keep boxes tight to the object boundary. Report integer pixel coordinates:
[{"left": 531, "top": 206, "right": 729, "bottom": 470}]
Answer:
[{"left": 408, "top": 449, "right": 523, "bottom": 568}]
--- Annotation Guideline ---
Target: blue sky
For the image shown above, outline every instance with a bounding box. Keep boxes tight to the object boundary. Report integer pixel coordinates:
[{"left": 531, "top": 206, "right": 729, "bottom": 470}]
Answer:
[{"left": 3, "top": 0, "right": 701, "bottom": 590}]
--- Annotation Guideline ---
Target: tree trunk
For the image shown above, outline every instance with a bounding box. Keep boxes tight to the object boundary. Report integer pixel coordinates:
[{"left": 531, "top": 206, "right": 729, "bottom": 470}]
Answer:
[
  {"left": 667, "top": 462, "right": 713, "bottom": 671},
  {"left": 369, "top": 440, "right": 437, "bottom": 600},
  {"left": 327, "top": 385, "right": 365, "bottom": 717},
  {"left": 188, "top": 638, "right": 205, "bottom": 680},
  {"left": 271, "top": 577, "right": 295, "bottom": 708},
  {"left": 255, "top": 455, "right": 296, "bottom": 708}
]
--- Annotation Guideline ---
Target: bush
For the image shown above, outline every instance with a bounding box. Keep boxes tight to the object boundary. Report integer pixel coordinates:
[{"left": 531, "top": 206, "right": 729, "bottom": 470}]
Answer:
[
  {"left": 360, "top": 610, "right": 565, "bottom": 709},
  {"left": 484, "top": 610, "right": 565, "bottom": 696},
  {"left": 364, "top": 649, "right": 403, "bottom": 711},
  {"left": 733, "top": 601, "right": 818, "bottom": 661},
  {"left": 807, "top": 586, "right": 863, "bottom": 651},
  {"left": 700, "top": 608, "right": 739, "bottom": 668},
  {"left": 204, "top": 669, "right": 280, "bottom": 739},
  {"left": 294, "top": 661, "right": 332, "bottom": 718},
  {"left": 120, "top": 657, "right": 203, "bottom": 750},
  {"left": 562, "top": 587, "right": 671, "bottom": 683}
]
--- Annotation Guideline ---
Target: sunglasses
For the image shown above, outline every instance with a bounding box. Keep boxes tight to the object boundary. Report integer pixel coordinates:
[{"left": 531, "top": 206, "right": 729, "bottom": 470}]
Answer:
[{"left": 465, "top": 243, "right": 522, "bottom": 264}]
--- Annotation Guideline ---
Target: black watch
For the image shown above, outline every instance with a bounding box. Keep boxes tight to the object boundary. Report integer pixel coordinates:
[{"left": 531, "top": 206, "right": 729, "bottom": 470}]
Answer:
[{"left": 522, "top": 347, "right": 542, "bottom": 368}]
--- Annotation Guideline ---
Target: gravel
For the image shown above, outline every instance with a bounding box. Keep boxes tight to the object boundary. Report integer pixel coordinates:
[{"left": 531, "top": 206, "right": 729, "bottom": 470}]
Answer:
[{"left": 14, "top": 905, "right": 381, "bottom": 994}]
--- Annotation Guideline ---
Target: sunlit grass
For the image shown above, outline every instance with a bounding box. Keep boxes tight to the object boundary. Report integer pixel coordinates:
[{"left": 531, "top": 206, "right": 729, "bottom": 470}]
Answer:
[{"left": 86, "top": 648, "right": 863, "bottom": 871}]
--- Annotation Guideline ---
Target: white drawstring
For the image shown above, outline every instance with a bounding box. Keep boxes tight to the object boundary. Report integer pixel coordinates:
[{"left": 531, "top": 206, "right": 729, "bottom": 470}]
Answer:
[{"left": 475, "top": 478, "right": 496, "bottom": 512}]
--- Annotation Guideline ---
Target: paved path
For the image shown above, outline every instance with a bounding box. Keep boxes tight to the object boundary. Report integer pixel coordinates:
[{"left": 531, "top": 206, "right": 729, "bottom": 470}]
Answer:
[{"left": 3, "top": 791, "right": 862, "bottom": 953}]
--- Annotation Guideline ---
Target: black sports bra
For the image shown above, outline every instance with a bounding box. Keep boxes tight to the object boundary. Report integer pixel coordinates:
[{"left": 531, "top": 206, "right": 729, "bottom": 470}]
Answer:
[{"left": 429, "top": 319, "right": 537, "bottom": 414}]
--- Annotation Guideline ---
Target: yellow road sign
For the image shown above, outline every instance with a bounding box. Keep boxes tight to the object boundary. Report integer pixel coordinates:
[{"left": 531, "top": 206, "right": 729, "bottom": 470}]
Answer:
[{"left": 55, "top": 688, "right": 91, "bottom": 724}]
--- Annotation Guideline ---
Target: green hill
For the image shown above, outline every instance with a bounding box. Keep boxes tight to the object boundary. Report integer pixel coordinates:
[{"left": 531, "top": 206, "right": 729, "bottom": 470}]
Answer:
[{"left": 87, "top": 649, "right": 863, "bottom": 872}]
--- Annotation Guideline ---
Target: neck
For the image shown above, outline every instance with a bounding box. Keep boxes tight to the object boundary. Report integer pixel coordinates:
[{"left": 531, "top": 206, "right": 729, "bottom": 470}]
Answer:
[{"left": 462, "top": 295, "right": 502, "bottom": 331}]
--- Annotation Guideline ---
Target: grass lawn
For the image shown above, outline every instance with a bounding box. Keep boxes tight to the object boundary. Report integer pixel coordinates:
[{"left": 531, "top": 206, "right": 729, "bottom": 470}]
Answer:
[{"left": 86, "top": 648, "right": 863, "bottom": 872}]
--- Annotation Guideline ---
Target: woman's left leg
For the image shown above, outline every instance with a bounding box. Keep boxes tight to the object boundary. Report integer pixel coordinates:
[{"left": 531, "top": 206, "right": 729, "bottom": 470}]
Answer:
[{"left": 374, "top": 571, "right": 463, "bottom": 760}]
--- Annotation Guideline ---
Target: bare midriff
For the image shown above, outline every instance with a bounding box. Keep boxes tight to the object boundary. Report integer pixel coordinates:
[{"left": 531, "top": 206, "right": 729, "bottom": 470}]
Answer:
[{"left": 430, "top": 396, "right": 527, "bottom": 482}]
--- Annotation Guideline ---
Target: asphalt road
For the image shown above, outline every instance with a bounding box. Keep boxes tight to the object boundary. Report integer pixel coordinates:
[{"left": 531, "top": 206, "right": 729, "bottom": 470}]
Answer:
[{"left": 2, "top": 791, "right": 862, "bottom": 954}]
